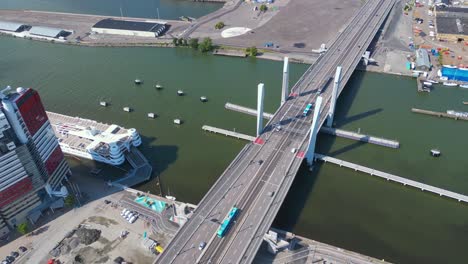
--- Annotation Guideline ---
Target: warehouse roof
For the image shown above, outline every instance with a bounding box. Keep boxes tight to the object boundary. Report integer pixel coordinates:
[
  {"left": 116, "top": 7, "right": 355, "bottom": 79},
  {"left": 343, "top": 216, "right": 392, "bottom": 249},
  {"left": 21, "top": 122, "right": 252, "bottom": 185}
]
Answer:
[
  {"left": 29, "top": 26, "right": 65, "bottom": 38},
  {"left": 0, "top": 21, "right": 26, "bottom": 32},
  {"left": 437, "top": 7, "right": 468, "bottom": 14},
  {"left": 93, "top": 19, "right": 166, "bottom": 33},
  {"left": 415, "top": 48, "right": 431, "bottom": 69},
  {"left": 437, "top": 17, "right": 468, "bottom": 35}
]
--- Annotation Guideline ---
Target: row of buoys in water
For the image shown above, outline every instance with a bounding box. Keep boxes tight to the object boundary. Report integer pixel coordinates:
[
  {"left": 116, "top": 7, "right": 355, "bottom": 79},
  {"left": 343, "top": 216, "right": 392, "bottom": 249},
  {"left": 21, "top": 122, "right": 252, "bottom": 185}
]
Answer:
[
  {"left": 99, "top": 102, "right": 183, "bottom": 125},
  {"left": 134, "top": 79, "right": 208, "bottom": 102}
]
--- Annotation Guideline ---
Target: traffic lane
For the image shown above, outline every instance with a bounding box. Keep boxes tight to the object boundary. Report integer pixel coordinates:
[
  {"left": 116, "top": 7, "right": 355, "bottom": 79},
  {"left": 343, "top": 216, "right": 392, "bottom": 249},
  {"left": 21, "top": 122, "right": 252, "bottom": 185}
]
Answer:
[
  {"left": 206, "top": 136, "right": 291, "bottom": 262},
  {"left": 166, "top": 145, "right": 263, "bottom": 264},
  {"left": 221, "top": 178, "right": 280, "bottom": 263},
  {"left": 197, "top": 153, "right": 274, "bottom": 264},
  {"left": 219, "top": 139, "right": 295, "bottom": 262},
  {"left": 182, "top": 138, "right": 286, "bottom": 263}
]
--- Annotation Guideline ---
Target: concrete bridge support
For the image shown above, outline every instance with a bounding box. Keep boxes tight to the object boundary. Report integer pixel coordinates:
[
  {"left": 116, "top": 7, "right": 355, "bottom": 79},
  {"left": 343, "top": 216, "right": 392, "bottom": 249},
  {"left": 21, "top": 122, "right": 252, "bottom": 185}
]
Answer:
[
  {"left": 257, "top": 83, "right": 265, "bottom": 136},
  {"left": 281, "top": 57, "right": 289, "bottom": 105},
  {"left": 305, "top": 96, "right": 323, "bottom": 166},
  {"left": 326, "top": 66, "right": 342, "bottom": 127}
]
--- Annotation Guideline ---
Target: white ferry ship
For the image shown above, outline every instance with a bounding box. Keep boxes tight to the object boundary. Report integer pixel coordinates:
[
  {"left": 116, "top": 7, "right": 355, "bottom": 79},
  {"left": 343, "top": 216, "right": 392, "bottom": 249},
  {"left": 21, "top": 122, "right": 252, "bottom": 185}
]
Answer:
[{"left": 47, "top": 112, "right": 142, "bottom": 166}]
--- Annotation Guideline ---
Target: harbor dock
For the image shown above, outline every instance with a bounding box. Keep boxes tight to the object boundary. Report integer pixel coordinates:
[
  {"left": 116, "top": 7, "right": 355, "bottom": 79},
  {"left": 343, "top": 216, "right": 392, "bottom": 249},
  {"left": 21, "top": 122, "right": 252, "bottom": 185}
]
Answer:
[
  {"left": 212, "top": 49, "right": 247, "bottom": 58},
  {"left": 411, "top": 108, "right": 468, "bottom": 121},
  {"left": 315, "top": 154, "right": 468, "bottom": 203},
  {"left": 416, "top": 77, "right": 431, "bottom": 93},
  {"left": 202, "top": 125, "right": 256, "bottom": 141},
  {"left": 225, "top": 102, "right": 400, "bottom": 148}
]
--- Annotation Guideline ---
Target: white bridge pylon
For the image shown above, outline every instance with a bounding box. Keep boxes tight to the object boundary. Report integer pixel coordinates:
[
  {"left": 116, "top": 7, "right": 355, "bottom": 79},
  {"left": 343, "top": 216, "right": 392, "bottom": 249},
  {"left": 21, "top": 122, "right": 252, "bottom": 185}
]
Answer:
[
  {"left": 305, "top": 96, "right": 323, "bottom": 166},
  {"left": 326, "top": 66, "right": 342, "bottom": 127},
  {"left": 281, "top": 57, "right": 289, "bottom": 105},
  {"left": 257, "top": 83, "right": 265, "bottom": 136}
]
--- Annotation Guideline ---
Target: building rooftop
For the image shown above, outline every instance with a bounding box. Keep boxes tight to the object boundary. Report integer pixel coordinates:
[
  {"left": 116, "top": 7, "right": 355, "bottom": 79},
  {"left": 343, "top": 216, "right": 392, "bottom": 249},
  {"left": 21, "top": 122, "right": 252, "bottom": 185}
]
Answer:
[
  {"left": 29, "top": 26, "right": 65, "bottom": 38},
  {"left": 437, "top": 7, "right": 468, "bottom": 15},
  {"left": 436, "top": 16, "right": 468, "bottom": 35},
  {"left": 0, "top": 21, "right": 26, "bottom": 32},
  {"left": 92, "top": 18, "right": 166, "bottom": 33},
  {"left": 415, "top": 48, "right": 431, "bottom": 68}
]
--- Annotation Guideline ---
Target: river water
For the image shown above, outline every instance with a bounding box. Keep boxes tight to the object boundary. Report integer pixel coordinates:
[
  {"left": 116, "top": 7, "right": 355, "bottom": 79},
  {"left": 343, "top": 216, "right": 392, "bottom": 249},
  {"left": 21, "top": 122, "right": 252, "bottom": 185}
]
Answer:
[
  {"left": 1, "top": 19, "right": 468, "bottom": 264},
  {"left": 0, "top": 0, "right": 222, "bottom": 19}
]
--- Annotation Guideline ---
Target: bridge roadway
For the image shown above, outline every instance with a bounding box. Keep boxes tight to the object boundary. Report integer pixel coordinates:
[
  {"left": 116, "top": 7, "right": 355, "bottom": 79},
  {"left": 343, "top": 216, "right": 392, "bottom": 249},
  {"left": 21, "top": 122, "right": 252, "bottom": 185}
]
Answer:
[{"left": 156, "top": 0, "right": 396, "bottom": 263}]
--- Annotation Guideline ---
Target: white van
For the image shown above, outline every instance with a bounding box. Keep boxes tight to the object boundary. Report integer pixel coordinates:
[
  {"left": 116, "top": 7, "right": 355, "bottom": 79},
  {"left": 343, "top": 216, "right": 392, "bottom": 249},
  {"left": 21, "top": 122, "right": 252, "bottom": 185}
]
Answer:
[
  {"left": 129, "top": 215, "right": 138, "bottom": 224},
  {"left": 126, "top": 213, "right": 134, "bottom": 220},
  {"left": 121, "top": 209, "right": 128, "bottom": 216}
]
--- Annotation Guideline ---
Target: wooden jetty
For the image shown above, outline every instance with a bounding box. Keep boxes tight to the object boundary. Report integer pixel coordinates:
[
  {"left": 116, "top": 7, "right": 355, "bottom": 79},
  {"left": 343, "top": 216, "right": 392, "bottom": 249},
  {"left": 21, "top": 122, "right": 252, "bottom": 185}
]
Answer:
[
  {"left": 411, "top": 108, "right": 468, "bottom": 121},
  {"left": 202, "top": 125, "right": 255, "bottom": 141},
  {"left": 315, "top": 154, "right": 468, "bottom": 203}
]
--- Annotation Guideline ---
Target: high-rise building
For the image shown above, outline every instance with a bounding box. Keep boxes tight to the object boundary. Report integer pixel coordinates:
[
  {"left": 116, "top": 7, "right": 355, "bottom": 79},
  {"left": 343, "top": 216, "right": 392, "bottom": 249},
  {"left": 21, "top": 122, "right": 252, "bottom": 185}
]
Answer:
[{"left": 0, "top": 86, "right": 70, "bottom": 237}]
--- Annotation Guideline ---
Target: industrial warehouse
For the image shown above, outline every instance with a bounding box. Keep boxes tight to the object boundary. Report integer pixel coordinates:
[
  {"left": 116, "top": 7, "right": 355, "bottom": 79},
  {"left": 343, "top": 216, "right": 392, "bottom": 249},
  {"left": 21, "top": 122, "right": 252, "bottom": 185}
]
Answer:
[
  {"left": 0, "top": 20, "right": 72, "bottom": 40},
  {"left": 92, "top": 18, "right": 168, "bottom": 37},
  {"left": 435, "top": 7, "right": 468, "bottom": 42}
]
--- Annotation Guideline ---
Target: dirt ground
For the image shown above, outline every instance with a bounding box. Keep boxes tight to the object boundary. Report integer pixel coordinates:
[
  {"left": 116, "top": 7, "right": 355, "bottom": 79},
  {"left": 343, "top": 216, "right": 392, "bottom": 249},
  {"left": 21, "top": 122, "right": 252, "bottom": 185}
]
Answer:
[
  {"left": 194, "top": 0, "right": 362, "bottom": 53},
  {"left": 50, "top": 208, "right": 155, "bottom": 264}
]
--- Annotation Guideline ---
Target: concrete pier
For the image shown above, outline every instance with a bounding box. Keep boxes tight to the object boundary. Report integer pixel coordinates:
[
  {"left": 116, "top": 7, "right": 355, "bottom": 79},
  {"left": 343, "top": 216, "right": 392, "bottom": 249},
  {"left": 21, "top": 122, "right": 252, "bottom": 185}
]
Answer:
[
  {"left": 225, "top": 102, "right": 274, "bottom": 119},
  {"left": 202, "top": 125, "right": 256, "bottom": 141},
  {"left": 224, "top": 102, "right": 400, "bottom": 148},
  {"left": 315, "top": 154, "right": 468, "bottom": 203},
  {"left": 212, "top": 49, "right": 247, "bottom": 58},
  {"left": 320, "top": 127, "right": 400, "bottom": 148},
  {"left": 412, "top": 108, "right": 468, "bottom": 121}
]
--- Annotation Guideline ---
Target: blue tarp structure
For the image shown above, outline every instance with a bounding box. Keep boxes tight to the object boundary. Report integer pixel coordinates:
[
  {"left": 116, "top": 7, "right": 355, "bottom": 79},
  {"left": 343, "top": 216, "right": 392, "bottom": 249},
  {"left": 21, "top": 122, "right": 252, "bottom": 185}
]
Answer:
[{"left": 442, "top": 67, "right": 468, "bottom": 82}]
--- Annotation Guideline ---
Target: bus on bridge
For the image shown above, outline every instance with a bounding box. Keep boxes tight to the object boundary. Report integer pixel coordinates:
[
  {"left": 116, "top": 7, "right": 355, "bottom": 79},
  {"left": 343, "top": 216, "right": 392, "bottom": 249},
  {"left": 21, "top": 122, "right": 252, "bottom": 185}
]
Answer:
[
  {"left": 303, "top": 103, "right": 313, "bottom": 117},
  {"left": 217, "top": 207, "right": 239, "bottom": 238}
]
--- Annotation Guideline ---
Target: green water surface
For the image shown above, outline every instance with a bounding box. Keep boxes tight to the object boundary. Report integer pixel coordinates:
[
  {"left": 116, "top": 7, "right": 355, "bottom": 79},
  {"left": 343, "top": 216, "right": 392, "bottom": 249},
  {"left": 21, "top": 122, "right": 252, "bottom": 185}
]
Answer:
[{"left": 1, "top": 37, "right": 467, "bottom": 263}]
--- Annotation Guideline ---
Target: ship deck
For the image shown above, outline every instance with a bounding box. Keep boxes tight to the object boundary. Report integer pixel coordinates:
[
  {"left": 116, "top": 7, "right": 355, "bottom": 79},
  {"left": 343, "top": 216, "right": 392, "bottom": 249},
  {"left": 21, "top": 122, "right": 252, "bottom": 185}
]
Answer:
[{"left": 46, "top": 111, "right": 130, "bottom": 151}]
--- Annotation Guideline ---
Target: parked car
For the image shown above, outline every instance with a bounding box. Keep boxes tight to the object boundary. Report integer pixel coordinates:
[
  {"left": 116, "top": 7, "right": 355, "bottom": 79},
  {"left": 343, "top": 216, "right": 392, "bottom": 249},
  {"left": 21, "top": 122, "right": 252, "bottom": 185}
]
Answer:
[
  {"left": 10, "top": 252, "right": 19, "bottom": 258},
  {"left": 19, "top": 246, "right": 27, "bottom": 252}
]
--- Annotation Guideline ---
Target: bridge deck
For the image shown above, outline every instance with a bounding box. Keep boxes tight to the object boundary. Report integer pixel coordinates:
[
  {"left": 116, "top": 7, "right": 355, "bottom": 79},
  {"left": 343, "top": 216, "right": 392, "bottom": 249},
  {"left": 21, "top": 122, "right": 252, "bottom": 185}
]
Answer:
[
  {"left": 315, "top": 154, "right": 468, "bottom": 203},
  {"left": 156, "top": 0, "right": 397, "bottom": 263}
]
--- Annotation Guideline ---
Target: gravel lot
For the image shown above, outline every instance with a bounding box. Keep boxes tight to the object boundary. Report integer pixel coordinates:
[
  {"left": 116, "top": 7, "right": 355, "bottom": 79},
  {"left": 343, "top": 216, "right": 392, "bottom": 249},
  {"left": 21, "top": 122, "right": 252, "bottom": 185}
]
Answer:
[{"left": 197, "top": 0, "right": 362, "bottom": 53}]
